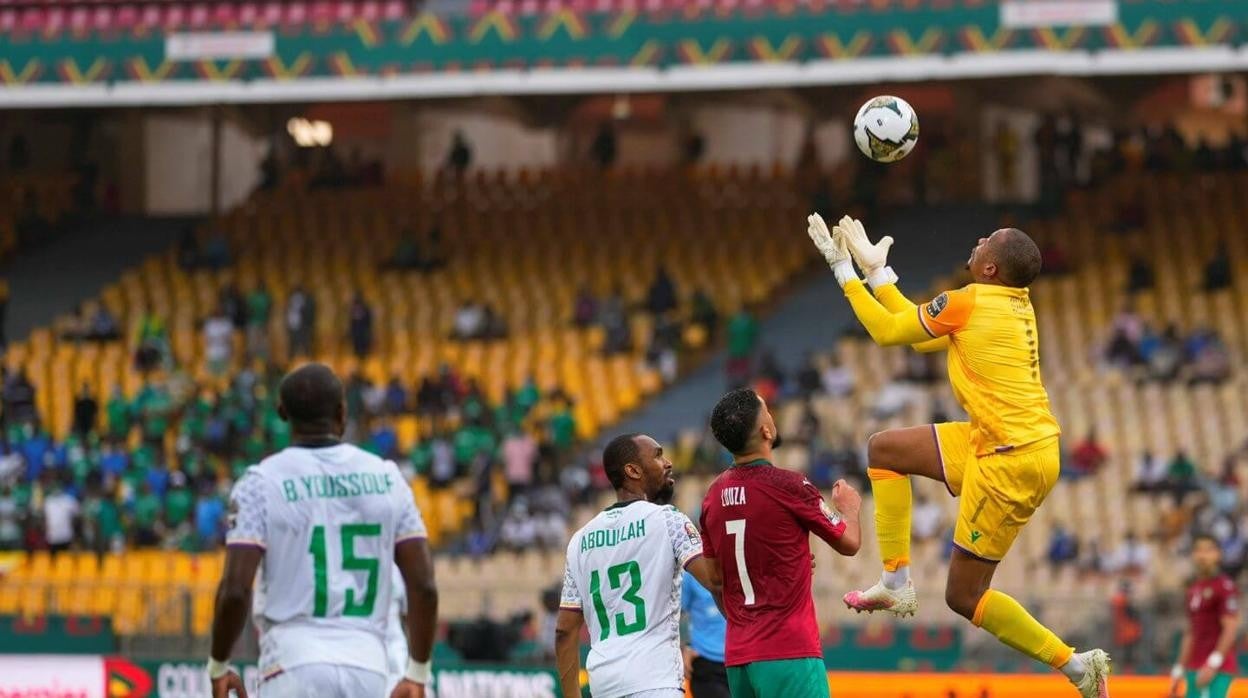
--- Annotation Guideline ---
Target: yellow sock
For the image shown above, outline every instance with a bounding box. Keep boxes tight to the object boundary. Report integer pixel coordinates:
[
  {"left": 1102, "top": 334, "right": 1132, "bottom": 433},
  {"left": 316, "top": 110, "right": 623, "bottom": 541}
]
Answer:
[
  {"left": 867, "top": 467, "right": 910, "bottom": 572},
  {"left": 973, "top": 590, "right": 1074, "bottom": 668}
]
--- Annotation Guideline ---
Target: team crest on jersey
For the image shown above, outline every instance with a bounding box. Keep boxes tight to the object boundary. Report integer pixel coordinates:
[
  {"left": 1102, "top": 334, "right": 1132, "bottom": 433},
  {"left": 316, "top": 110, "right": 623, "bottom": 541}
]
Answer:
[
  {"left": 684, "top": 521, "right": 701, "bottom": 546},
  {"left": 819, "top": 499, "right": 842, "bottom": 525},
  {"left": 926, "top": 293, "right": 948, "bottom": 319}
]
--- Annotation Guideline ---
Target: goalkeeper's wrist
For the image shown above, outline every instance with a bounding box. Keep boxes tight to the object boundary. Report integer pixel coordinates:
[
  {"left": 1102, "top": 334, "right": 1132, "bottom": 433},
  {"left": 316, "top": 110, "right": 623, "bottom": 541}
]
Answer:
[
  {"left": 867, "top": 266, "right": 898, "bottom": 290},
  {"left": 831, "top": 259, "right": 859, "bottom": 288},
  {"left": 1207, "top": 652, "right": 1224, "bottom": 670},
  {"left": 207, "top": 657, "right": 231, "bottom": 680},
  {"left": 1171, "top": 663, "right": 1184, "bottom": 680},
  {"left": 404, "top": 658, "right": 433, "bottom": 685}
]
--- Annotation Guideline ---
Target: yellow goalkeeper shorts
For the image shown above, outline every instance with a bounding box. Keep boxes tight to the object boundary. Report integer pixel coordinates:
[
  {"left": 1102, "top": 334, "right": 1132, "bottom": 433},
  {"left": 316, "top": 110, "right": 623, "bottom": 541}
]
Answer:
[{"left": 933, "top": 422, "right": 1061, "bottom": 562}]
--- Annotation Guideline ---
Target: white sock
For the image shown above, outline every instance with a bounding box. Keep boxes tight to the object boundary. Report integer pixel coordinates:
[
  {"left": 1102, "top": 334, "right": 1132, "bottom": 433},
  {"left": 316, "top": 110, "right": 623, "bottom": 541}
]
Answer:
[
  {"left": 882, "top": 566, "right": 910, "bottom": 590},
  {"left": 1059, "top": 652, "right": 1087, "bottom": 681}
]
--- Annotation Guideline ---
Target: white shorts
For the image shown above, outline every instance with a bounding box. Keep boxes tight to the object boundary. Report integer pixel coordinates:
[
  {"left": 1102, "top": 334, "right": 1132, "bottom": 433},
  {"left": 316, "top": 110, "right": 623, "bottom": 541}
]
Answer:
[
  {"left": 261, "top": 664, "right": 388, "bottom": 698},
  {"left": 622, "top": 691, "right": 685, "bottom": 698}
]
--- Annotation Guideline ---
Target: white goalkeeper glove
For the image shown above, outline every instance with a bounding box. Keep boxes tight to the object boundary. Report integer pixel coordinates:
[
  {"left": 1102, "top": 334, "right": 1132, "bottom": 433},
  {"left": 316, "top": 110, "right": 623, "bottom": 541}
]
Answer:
[
  {"left": 807, "top": 214, "right": 858, "bottom": 288},
  {"left": 839, "top": 216, "right": 898, "bottom": 289}
]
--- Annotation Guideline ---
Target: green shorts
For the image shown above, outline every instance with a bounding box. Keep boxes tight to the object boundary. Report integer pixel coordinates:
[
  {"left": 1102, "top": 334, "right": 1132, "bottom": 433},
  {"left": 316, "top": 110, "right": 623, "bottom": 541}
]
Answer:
[
  {"left": 1186, "top": 671, "right": 1233, "bottom": 698},
  {"left": 726, "top": 658, "right": 828, "bottom": 698}
]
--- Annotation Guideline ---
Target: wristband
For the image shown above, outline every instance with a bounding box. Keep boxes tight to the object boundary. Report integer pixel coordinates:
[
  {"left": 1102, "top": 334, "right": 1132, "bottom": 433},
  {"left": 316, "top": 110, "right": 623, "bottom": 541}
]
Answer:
[
  {"left": 404, "top": 658, "right": 433, "bottom": 685},
  {"left": 207, "top": 657, "right": 231, "bottom": 680},
  {"left": 831, "top": 259, "right": 859, "bottom": 289},
  {"left": 1208, "top": 652, "right": 1224, "bottom": 670},
  {"left": 1171, "top": 663, "right": 1184, "bottom": 680},
  {"left": 867, "top": 266, "right": 899, "bottom": 290}
]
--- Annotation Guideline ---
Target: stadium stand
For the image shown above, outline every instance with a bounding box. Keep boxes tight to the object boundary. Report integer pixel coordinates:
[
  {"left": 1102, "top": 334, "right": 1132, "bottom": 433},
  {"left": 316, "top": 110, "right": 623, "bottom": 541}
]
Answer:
[{"left": 0, "top": 164, "right": 810, "bottom": 637}]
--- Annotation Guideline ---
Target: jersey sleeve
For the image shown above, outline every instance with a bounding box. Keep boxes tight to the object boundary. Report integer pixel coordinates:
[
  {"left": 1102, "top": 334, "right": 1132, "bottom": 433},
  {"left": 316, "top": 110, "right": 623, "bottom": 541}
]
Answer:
[
  {"left": 873, "top": 283, "right": 951, "bottom": 353},
  {"left": 225, "top": 469, "right": 268, "bottom": 549},
  {"left": 559, "top": 547, "right": 582, "bottom": 611},
  {"left": 391, "top": 463, "right": 428, "bottom": 543},
  {"left": 844, "top": 279, "right": 954, "bottom": 347},
  {"left": 1219, "top": 577, "right": 1240, "bottom": 617},
  {"left": 698, "top": 493, "right": 718, "bottom": 559},
  {"left": 917, "top": 288, "right": 974, "bottom": 338},
  {"left": 784, "top": 477, "right": 847, "bottom": 547},
  {"left": 663, "top": 506, "right": 704, "bottom": 569}
]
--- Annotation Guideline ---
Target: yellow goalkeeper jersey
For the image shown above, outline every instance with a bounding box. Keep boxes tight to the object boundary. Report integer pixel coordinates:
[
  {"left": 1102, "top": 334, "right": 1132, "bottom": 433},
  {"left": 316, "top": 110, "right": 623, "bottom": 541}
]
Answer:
[{"left": 844, "top": 280, "right": 1060, "bottom": 456}]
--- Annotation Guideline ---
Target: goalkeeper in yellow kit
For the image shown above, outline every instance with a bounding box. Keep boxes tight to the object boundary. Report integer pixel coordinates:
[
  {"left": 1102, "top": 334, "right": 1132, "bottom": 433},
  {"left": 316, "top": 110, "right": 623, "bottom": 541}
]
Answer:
[{"left": 805, "top": 214, "right": 1111, "bottom": 697}]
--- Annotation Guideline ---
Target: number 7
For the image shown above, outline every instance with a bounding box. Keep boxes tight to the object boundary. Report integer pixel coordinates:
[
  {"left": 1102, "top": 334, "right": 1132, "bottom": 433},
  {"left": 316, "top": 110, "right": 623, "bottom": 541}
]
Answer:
[{"left": 726, "top": 519, "right": 755, "bottom": 606}]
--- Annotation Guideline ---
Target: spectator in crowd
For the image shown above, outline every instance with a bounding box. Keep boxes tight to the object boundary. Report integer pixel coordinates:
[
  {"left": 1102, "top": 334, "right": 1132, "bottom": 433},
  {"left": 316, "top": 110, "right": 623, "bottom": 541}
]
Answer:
[
  {"left": 2, "top": 367, "right": 37, "bottom": 427},
  {"left": 447, "top": 130, "right": 472, "bottom": 175},
  {"left": 1069, "top": 430, "right": 1108, "bottom": 477},
  {"left": 103, "top": 386, "right": 130, "bottom": 442},
  {"left": 1165, "top": 450, "right": 1199, "bottom": 505},
  {"left": 1078, "top": 538, "right": 1107, "bottom": 577},
  {"left": 1125, "top": 254, "right": 1155, "bottom": 294},
  {"left": 821, "top": 354, "right": 855, "bottom": 398},
  {"left": 689, "top": 290, "right": 719, "bottom": 342},
  {"left": 203, "top": 307, "right": 234, "bottom": 376},
  {"left": 647, "top": 313, "right": 681, "bottom": 384},
  {"left": 72, "top": 383, "right": 97, "bottom": 438},
  {"left": 591, "top": 123, "right": 617, "bottom": 169},
  {"left": 219, "top": 284, "right": 245, "bottom": 330},
  {"left": 1131, "top": 450, "right": 1167, "bottom": 493},
  {"left": 871, "top": 374, "right": 921, "bottom": 420},
  {"left": 572, "top": 285, "right": 598, "bottom": 327},
  {"left": 795, "top": 352, "right": 823, "bottom": 399},
  {"left": 599, "top": 287, "right": 631, "bottom": 355},
  {"left": 1144, "top": 324, "right": 1183, "bottom": 382},
  {"left": 285, "top": 286, "right": 315, "bottom": 358},
  {"left": 87, "top": 302, "right": 120, "bottom": 341},
  {"left": 1185, "top": 327, "right": 1231, "bottom": 385},
  {"left": 43, "top": 480, "right": 78, "bottom": 555},
  {"left": 1110, "top": 581, "right": 1144, "bottom": 669},
  {"left": 383, "top": 376, "right": 407, "bottom": 416},
  {"left": 1203, "top": 241, "right": 1231, "bottom": 292},
  {"left": 349, "top": 293, "right": 373, "bottom": 358},
  {"left": 453, "top": 299, "right": 488, "bottom": 341},
  {"left": 0, "top": 482, "right": 20, "bottom": 550},
  {"left": 245, "top": 282, "right": 272, "bottom": 361},
  {"left": 725, "top": 307, "right": 758, "bottom": 389},
  {"left": 1108, "top": 531, "right": 1152, "bottom": 574},
  {"left": 502, "top": 426, "right": 537, "bottom": 495},
  {"left": 1039, "top": 239, "right": 1072, "bottom": 276},
  {"left": 1046, "top": 524, "right": 1080, "bottom": 575},
  {"left": 911, "top": 493, "right": 943, "bottom": 543},
  {"left": 646, "top": 266, "right": 677, "bottom": 316}
]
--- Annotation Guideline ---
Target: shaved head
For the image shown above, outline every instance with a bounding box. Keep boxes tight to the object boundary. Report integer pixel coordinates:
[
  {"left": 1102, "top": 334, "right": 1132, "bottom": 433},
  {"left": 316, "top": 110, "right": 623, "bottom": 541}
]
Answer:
[
  {"left": 968, "top": 227, "right": 1042, "bottom": 288},
  {"left": 278, "top": 363, "right": 345, "bottom": 435},
  {"left": 992, "top": 228, "right": 1042, "bottom": 288}
]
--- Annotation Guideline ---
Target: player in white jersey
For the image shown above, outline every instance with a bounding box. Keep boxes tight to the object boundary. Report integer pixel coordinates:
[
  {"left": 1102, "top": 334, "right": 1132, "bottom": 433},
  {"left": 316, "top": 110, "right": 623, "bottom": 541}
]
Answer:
[
  {"left": 209, "top": 364, "right": 439, "bottom": 698},
  {"left": 385, "top": 565, "right": 409, "bottom": 694},
  {"left": 556, "top": 433, "right": 723, "bottom": 698}
]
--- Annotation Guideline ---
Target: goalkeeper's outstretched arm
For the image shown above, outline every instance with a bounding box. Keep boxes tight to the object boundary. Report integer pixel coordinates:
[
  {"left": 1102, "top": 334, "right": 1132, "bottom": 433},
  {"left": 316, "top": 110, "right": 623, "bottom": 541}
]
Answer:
[
  {"left": 872, "top": 282, "right": 951, "bottom": 353},
  {"left": 843, "top": 279, "right": 941, "bottom": 346}
]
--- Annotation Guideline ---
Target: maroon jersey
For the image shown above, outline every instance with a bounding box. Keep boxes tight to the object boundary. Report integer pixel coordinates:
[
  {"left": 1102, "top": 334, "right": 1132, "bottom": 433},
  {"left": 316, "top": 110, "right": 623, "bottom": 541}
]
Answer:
[
  {"left": 1185, "top": 574, "right": 1240, "bottom": 672},
  {"left": 699, "top": 460, "right": 847, "bottom": 666}
]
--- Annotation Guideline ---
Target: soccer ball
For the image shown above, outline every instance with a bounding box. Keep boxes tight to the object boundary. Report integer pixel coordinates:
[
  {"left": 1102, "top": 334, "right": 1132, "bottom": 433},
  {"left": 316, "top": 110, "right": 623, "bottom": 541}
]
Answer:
[{"left": 853, "top": 95, "right": 919, "bottom": 163}]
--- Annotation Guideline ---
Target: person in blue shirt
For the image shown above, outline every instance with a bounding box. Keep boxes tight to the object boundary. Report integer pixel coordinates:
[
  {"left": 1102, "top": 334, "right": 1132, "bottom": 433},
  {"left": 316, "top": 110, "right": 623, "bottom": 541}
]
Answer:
[{"left": 682, "top": 569, "right": 730, "bottom": 698}]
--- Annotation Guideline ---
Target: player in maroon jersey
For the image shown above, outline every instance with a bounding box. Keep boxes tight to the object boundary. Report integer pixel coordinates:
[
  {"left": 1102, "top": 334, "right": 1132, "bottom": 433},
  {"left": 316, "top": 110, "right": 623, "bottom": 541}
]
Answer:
[
  {"left": 1169, "top": 534, "right": 1241, "bottom": 698},
  {"left": 699, "top": 388, "right": 862, "bottom": 698}
]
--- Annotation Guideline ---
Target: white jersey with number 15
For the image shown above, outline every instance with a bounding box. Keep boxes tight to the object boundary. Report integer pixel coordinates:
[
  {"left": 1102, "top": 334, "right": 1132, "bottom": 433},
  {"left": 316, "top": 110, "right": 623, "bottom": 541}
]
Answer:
[{"left": 226, "top": 443, "right": 426, "bottom": 680}]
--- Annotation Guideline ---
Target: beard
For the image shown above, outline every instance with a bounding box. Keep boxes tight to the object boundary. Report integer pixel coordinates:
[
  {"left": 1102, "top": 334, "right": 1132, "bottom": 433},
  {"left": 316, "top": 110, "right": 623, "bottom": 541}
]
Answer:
[
  {"left": 771, "top": 432, "right": 784, "bottom": 450},
  {"left": 653, "top": 479, "right": 676, "bottom": 505}
]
